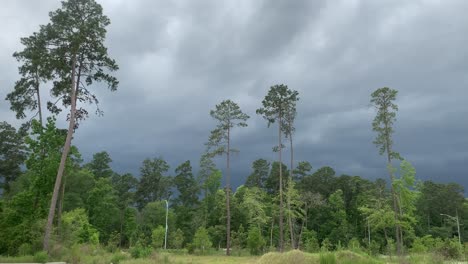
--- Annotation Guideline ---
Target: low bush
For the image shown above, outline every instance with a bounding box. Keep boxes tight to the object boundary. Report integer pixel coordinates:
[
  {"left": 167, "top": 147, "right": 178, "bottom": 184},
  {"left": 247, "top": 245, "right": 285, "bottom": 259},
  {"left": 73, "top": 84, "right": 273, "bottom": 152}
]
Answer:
[{"left": 32, "top": 251, "right": 48, "bottom": 263}]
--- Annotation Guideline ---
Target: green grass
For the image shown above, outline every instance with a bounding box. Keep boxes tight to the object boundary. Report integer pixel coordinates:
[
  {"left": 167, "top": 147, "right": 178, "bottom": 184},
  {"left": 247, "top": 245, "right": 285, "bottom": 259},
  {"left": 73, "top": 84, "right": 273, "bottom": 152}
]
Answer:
[
  {"left": 0, "top": 255, "right": 36, "bottom": 263},
  {"left": 0, "top": 249, "right": 463, "bottom": 264}
]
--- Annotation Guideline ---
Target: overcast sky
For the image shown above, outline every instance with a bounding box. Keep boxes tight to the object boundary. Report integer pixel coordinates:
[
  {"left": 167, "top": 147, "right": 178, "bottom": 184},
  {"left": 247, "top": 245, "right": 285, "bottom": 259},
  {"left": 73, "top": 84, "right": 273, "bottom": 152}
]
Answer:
[{"left": 1, "top": 0, "right": 467, "bottom": 192}]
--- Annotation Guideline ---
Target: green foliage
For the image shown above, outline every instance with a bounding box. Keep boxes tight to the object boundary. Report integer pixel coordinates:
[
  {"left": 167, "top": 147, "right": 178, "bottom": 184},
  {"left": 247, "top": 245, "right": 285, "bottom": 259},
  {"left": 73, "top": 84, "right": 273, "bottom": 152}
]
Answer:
[
  {"left": 245, "top": 159, "right": 270, "bottom": 189},
  {"left": 17, "top": 243, "right": 32, "bottom": 256},
  {"left": 33, "top": 251, "right": 48, "bottom": 263},
  {"left": 173, "top": 160, "right": 198, "bottom": 241},
  {"left": 135, "top": 157, "right": 171, "bottom": 210},
  {"left": 231, "top": 224, "right": 247, "bottom": 250},
  {"left": 0, "top": 121, "right": 26, "bottom": 194},
  {"left": 171, "top": 228, "right": 185, "bottom": 249},
  {"left": 347, "top": 237, "right": 361, "bottom": 251},
  {"left": 206, "top": 99, "right": 249, "bottom": 157},
  {"left": 152, "top": 226, "right": 165, "bottom": 249},
  {"left": 193, "top": 227, "right": 212, "bottom": 254},
  {"left": 256, "top": 84, "right": 299, "bottom": 128},
  {"left": 86, "top": 151, "right": 113, "bottom": 178},
  {"left": 321, "top": 238, "right": 332, "bottom": 252},
  {"left": 110, "top": 252, "right": 128, "bottom": 264},
  {"left": 247, "top": 226, "right": 265, "bottom": 255},
  {"left": 130, "top": 242, "right": 153, "bottom": 259},
  {"left": 370, "top": 87, "right": 401, "bottom": 160},
  {"left": 436, "top": 237, "right": 463, "bottom": 259},
  {"left": 322, "top": 189, "right": 349, "bottom": 246},
  {"left": 60, "top": 208, "right": 100, "bottom": 246},
  {"left": 86, "top": 177, "right": 119, "bottom": 243}
]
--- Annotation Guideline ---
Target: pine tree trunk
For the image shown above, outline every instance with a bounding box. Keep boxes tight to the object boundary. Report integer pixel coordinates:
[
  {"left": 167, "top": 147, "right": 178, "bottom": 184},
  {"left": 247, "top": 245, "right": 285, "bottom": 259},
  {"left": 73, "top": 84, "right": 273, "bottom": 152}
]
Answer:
[
  {"left": 43, "top": 54, "right": 78, "bottom": 252},
  {"left": 56, "top": 172, "right": 66, "bottom": 238},
  {"left": 278, "top": 116, "right": 284, "bottom": 252},
  {"left": 35, "top": 74, "right": 43, "bottom": 127},
  {"left": 288, "top": 130, "right": 295, "bottom": 249},
  {"left": 226, "top": 125, "right": 231, "bottom": 256},
  {"left": 383, "top": 115, "right": 401, "bottom": 255}
]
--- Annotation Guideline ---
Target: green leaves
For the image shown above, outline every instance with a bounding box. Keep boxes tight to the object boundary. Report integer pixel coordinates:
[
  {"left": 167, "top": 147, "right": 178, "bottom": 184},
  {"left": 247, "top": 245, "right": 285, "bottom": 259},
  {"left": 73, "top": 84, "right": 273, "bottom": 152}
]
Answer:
[
  {"left": 370, "top": 87, "right": 399, "bottom": 157},
  {"left": 206, "top": 99, "right": 249, "bottom": 157},
  {"left": 256, "top": 84, "right": 299, "bottom": 128},
  {"left": 135, "top": 157, "right": 171, "bottom": 210},
  {"left": 0, "top": 122, "right": 27, "bottom": 194}
]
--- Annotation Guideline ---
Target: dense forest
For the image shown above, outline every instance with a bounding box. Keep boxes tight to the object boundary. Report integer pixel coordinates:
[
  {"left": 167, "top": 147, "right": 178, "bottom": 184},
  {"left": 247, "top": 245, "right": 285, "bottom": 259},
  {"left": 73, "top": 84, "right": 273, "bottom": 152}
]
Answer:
[{"left": 0, "top": 0, "right": 465, "bottom": 263}]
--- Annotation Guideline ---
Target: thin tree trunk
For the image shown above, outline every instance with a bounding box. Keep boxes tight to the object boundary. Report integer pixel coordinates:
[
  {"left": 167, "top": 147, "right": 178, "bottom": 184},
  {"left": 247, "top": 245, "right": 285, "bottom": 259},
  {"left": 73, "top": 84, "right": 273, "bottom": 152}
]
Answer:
[
  {"left": 270, "top": 218, "right": 274, "bottom": 248},
  {"left": 384, "top": 117, "right": 401, "bottom": 255},
  {"left": 226, "top": 125, "right": 231, "bottom": 256},
  {"left": 287, "top": 130, "right": 294, "bottom": 249},
  {"left": 56, "top": 172, "right": 66, "bottom": 238},
  {"left": 35, "top": 74, "right": 43, "bottom": 127},
  {"left": 43, "top": 54, "right": 78, "bottom": 252},
  {"left": 298, "top": 218, "right": 305, "bottom": 250},
  {"left": 120, "top": 209, "right": 124, "bottom": 247},
  {"left": 278, "top": 115, "right": 284, "bottom": 252}
]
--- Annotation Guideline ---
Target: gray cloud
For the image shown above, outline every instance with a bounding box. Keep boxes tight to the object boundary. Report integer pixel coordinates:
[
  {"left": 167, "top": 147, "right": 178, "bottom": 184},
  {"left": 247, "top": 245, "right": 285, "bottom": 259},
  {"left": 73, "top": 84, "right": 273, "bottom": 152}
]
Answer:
[{"left": 1, "top": 0, "right": 467, "bottom": 192}]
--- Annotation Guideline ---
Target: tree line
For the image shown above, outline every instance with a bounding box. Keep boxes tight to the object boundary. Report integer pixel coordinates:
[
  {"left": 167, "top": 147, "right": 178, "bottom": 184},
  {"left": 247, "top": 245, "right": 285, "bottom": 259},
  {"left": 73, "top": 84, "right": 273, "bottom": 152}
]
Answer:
[{"left": 0, "top": 0, "right": 465, "bottom": 258}]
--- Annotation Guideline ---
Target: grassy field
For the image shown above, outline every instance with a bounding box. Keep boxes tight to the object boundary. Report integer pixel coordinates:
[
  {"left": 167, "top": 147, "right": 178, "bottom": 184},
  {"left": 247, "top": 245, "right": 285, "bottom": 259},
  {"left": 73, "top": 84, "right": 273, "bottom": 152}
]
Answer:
[{"left": 0, "top": 249, "right": 465, "bottom": 264}]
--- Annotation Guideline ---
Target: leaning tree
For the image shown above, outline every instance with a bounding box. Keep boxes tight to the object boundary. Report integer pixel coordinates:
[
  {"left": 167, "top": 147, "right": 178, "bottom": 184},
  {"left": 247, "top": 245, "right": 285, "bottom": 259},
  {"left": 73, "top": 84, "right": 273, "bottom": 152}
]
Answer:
[{"left": 8, "top": 0, "right": 120, "bottom": 251}]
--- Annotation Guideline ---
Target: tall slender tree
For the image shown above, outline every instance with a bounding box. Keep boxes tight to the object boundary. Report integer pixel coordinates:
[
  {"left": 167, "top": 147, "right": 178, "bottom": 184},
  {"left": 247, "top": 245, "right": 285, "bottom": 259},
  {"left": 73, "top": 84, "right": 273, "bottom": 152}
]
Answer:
[
  {"left": 282, "top": 91, "right": 299, "bottom": 248},
  {"left": 370, "top": 87, "right": 403, "bottom": 254},
  {"left": 28, "top": 0, "right": 120, "bottom": 251},
  {"left": 206, "top": 99, "right": 249, "bottom": 255},
  {"left": 257, "top": 84, "right": 299, "bottom": 252},
  {"left": 7, "top": 31, "right": 51, "bottom": 126}
]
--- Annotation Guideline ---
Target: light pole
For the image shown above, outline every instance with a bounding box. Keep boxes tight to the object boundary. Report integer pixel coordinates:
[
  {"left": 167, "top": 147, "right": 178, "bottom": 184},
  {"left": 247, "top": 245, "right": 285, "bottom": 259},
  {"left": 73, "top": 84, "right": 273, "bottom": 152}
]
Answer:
[
  {"left": 164, "top": 199, "right": 168, "bottom": 250},
  {"left": 441, "top": 209, "right": 461, "bottom": 246}
]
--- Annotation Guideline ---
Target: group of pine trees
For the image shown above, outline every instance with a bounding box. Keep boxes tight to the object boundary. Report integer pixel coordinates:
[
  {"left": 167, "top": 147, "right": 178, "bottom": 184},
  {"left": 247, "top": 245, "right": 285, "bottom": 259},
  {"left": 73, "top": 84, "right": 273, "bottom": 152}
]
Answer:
[{"left": 0, "top": 0, "right": 465, "bottom": 259}]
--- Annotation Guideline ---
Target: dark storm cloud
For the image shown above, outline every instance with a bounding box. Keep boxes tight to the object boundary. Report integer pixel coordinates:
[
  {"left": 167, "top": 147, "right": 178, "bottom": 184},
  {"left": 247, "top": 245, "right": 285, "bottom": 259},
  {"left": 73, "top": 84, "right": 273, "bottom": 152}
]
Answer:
[{"left": 1, "top": 0, "right": 467, "bottom": 191}]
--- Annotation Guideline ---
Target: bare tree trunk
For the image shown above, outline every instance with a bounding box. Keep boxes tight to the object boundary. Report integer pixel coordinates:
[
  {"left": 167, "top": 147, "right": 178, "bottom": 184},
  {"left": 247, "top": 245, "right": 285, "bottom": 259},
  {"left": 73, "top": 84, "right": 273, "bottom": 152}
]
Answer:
[
  {"left": 43, "top": 54, "right": 77, "bottom": 252},
  {"left": 56, "top": 172, "right": 66, "bottom": 238},
  {"left": 298, "top": 218, "right": 305, "bottom": 250},
  {"left": 384, "top": 119, "right": 401, "bottom": 255},
  {"left": 287, "top": 130, "right": 295, "bottom": 249},
  {"left": 278, "top": 116, "right": 284, "bottom": 252},
  {"left": 35, "top": 74, "right": 43, "bottom": 127},
  {"left": 120, "top": 209, "right": 124, "bottom": 247},
  {"left": 226, "top": 125, "right": 231, "bottom": 256},
  {"left": 270, "top": 218, "right": 274, "bottom": 248}
]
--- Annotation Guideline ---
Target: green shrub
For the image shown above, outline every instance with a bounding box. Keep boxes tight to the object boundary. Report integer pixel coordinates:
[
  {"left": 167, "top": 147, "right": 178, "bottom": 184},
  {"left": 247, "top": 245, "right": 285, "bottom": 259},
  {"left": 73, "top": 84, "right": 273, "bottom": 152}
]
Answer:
[
  {"left": 305, "top": 237, "right": 320, "bottom": 253},
  {"left": 110, "top": 252, "right": 128, "bottom": 264},
  {"left": 192, "top": 227, "right": 212, "bottom": 254},
  {"left": 152, "top": 225, "right": 166, "bottom": 249},
  {"left": 171, "top": 228, "right": 184, "bottom": 249},
  {"left": 130, "top": 243, "right": 153, "bottom": 258},
  {"left": 319, "top": 252, "right": 336, "bottom": 264},
  {"left": 247, "top": 226, "right": 265, "bottom": 255},
  {"left": 436, "top": 237, "right": 463, "bottom": 259},
  {"left": 367, "top": 240, "right": 380, "bottom": 256},
  {"left": 321, "top": 238, "right": 332, "bottom": 252},
  {"left": 347, "top": 237, "right": 361, "bottom": 251},
  {"left": 18, "top": 243, "right": 32, "bottom": 256},
  {"left": 33, "top": 251, "right": 48, "bottom": 263}
]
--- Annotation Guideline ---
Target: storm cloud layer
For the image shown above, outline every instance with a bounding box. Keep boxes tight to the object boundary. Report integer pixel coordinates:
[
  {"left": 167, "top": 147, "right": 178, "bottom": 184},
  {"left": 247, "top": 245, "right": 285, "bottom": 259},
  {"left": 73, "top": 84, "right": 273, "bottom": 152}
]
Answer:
[{"left": 1, "top": 0, "right": 467, "bottom": 190}]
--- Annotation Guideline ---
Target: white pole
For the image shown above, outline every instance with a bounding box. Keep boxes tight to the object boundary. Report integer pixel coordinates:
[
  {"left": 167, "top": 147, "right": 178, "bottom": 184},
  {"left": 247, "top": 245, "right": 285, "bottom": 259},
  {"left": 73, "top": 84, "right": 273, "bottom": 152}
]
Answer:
[{"left": 164, "top": 199, "right": 168, "bottom": 250}]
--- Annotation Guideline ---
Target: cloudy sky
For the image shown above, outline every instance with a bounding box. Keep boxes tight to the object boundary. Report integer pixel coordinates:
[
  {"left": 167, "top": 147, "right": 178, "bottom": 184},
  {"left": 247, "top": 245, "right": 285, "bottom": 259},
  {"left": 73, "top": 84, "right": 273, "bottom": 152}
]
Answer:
[{"left": 1, "top": 0, "right": 467, "bottom": 191}]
